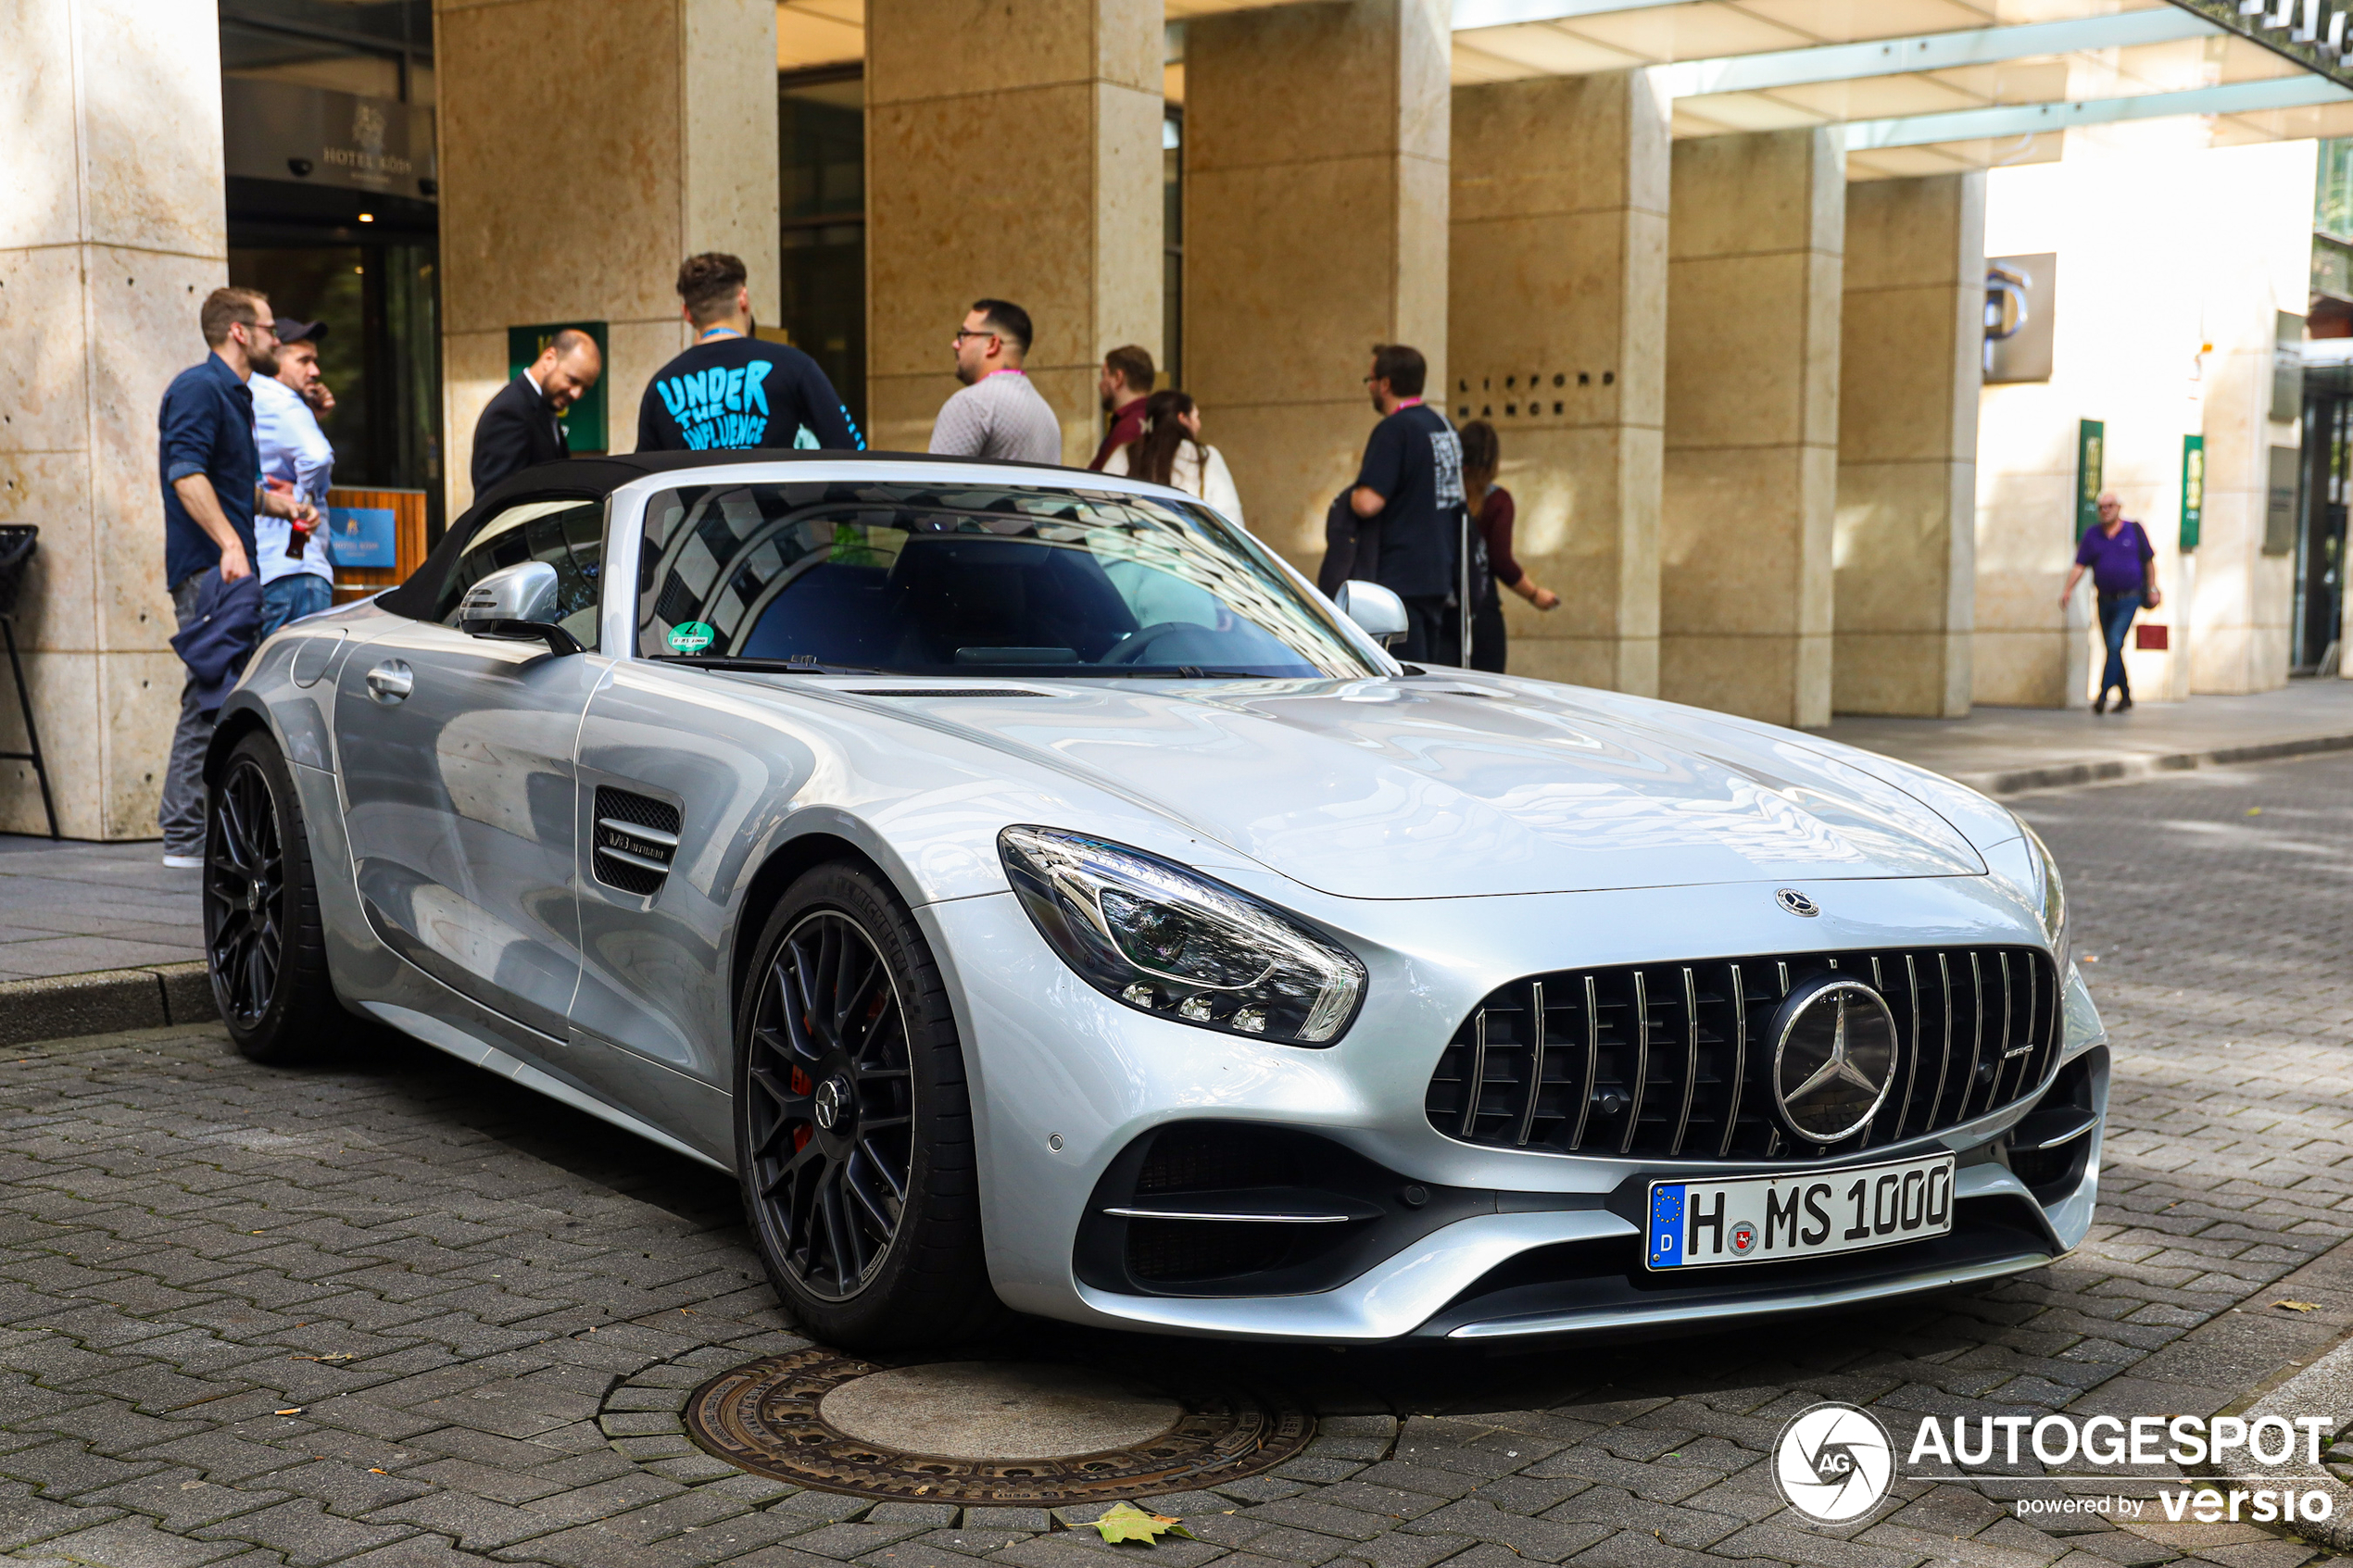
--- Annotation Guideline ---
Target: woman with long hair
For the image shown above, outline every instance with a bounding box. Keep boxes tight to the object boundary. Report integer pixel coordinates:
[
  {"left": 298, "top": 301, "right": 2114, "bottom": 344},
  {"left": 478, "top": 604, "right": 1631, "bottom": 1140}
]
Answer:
[
  {"left": 1104, "top": 390, "right": 1246, "bottom": 528},
  {"left": 1458, "top": 421, "right": 1557, "bottom": 673}
]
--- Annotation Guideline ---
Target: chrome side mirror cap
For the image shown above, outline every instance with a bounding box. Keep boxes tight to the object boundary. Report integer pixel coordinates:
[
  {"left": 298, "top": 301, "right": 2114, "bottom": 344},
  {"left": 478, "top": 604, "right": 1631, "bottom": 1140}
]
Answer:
[
  {"left": 1334, "top": 579, "right": 1408, "bottom": 646},
  {"left": 457, "top": 561, "right": 583, "bottom": 657}
]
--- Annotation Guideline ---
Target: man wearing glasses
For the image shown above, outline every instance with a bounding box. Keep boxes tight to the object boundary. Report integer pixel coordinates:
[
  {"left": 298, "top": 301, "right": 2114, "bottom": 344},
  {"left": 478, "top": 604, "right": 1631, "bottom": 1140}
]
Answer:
[
  {"left": 930, "top": 299, "right": 1063, "bottom": 465},
  {"left": 156, "top": 286, "right": 315, "bottom": 866}
]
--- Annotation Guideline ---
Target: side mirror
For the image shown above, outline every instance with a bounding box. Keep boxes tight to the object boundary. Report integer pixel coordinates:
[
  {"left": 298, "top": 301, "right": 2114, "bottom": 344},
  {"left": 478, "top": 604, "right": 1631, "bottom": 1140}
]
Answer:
[
  {"left": 1334, "top": 579, "right": 1408, "bottom": 646},
  {"left": 457, "top": 561, "right": 584, "bottom": 657}
]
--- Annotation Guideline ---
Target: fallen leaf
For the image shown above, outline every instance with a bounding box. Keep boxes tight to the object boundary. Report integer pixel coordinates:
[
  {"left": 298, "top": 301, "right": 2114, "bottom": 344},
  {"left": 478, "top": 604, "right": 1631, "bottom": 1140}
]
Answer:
[
  {"left": 2248, "top": 807, "right": 2264, "bottom": 816},
  {"left": 2274, "top": 1299, "right": 2321, "bottom": 1312},
  {"left": 1094, "top": 1503, "right": 1193, "bottom": 1546}
]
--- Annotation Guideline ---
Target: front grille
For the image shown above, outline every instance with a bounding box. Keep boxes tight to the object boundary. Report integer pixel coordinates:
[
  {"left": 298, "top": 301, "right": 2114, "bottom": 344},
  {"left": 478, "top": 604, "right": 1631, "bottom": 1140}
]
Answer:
[
  {"left": 592, "top": 786, "right": 681, "bottom": 897},
  {"left": 1424, "top": 947, "right": 2062, "bottom": 1161}
]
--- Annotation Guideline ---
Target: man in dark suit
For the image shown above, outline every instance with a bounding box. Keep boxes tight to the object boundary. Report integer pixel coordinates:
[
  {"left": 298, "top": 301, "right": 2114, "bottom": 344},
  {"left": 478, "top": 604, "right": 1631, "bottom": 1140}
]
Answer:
[{"left": 470, "top": 330, "right": 601, "bottom": 495}]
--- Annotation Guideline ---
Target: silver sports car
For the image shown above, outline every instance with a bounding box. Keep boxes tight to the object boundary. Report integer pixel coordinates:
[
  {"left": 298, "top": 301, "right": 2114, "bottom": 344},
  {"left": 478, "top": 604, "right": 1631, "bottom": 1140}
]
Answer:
[{"left": 205, "top": 451, "right": 2104, "bottom": 1348}]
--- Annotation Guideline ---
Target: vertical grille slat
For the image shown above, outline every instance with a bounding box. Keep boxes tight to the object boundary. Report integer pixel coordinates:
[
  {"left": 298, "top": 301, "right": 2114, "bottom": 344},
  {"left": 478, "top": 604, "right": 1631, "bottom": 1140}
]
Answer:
[
  {"left": 1426, "top": 944, "right": 2061, "bottom": 1161},
  {"left": 1515, "top": 981, "right": 1547, "bottom": 1148},
  {"left": 1718, "top": 964, "right": 1747, "bottom": 1159},
  {"left": 1620, "top": 971, "right": 1651, "bottom": 1156}
]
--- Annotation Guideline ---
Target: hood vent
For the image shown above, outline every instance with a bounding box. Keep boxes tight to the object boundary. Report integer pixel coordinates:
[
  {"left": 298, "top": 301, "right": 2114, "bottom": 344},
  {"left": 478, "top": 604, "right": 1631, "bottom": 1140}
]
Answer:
[{"left": 593, "top": 786, "right": 681, "bottom": 897}]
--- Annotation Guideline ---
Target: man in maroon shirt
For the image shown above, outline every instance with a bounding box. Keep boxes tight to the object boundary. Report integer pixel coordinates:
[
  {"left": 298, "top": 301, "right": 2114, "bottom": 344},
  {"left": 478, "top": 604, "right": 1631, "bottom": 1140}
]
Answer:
[{"left": 1089, "top": 345, "right": 1154, "bottom": 470}]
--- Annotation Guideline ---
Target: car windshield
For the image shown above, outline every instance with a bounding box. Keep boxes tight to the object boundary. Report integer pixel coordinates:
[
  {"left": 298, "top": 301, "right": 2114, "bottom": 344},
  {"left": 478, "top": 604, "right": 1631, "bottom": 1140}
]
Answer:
[{"left": 634, "top": 481, "right": 1385, "bottom": 679}]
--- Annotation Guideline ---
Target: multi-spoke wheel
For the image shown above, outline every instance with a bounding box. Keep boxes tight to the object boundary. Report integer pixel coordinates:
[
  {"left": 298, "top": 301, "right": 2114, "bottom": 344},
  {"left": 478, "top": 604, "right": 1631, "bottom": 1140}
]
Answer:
[
  {"left": 208, "top": 754, "right": 284, "bottom": 1028},
  {"left": 735, "top": 863, "right": 997, "bottom": 1347},
  {"left": 203, "top": 734, "right": 337, "bottom": 1062}
]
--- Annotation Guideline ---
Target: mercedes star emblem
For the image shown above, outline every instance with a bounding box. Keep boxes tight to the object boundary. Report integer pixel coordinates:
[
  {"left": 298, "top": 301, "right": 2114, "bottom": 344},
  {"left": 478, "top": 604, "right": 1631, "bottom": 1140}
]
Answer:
[
  {"left": 812, "top": 1076, "right": 849, "bottom": 1132},
  {"left": 1769, "top": 976, "right": 1898, "bottom": 1143},
  {"left": 1776, "top": 888, "right": 1820, "bottom": 917}
]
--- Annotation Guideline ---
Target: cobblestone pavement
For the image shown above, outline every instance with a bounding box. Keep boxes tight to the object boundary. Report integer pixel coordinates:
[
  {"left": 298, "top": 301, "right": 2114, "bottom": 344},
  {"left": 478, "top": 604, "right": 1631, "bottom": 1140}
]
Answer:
[{"left": 0, "top": 756, "right": 2349, "bottom": 1567}]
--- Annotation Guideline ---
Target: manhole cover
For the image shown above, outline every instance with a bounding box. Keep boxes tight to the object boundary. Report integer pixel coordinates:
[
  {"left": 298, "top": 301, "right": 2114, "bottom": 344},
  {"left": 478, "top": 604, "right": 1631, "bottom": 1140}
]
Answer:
[{"left": 683, "top": 1348, "right": 1314, "bottom": 1502}]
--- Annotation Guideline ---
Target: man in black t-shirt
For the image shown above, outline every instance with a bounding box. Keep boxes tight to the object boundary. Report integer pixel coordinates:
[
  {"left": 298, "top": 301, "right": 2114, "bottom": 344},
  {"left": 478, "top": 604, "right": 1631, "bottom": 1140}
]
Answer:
[
  {"left": 635, "top": 253, "right": 863, "bottom": 453},
  {"left": 1347, "top": 343, "right": 1465, "bottom": 663}
]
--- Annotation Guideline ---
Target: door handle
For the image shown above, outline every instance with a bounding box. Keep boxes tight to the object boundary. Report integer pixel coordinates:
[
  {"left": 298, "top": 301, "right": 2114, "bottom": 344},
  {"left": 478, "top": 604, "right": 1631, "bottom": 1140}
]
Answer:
[{"left": 365, "top": 659, "right": 414, "bottom": 702}]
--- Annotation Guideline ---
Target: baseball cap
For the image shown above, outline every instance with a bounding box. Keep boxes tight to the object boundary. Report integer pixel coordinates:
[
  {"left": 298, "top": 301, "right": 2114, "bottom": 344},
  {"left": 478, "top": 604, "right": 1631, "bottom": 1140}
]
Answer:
[{"left": 275, "top": 319, "right": 329, "bottom": 345}]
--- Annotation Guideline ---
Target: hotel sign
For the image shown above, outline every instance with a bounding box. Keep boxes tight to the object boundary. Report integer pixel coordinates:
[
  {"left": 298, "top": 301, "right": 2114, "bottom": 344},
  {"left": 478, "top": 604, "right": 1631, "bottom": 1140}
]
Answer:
[
  {"left": 223, "top": 80, "right": 436, "bottom": 200},
  {"left": 2164, "top": 0, "right": 2353, "bottom": 89}
]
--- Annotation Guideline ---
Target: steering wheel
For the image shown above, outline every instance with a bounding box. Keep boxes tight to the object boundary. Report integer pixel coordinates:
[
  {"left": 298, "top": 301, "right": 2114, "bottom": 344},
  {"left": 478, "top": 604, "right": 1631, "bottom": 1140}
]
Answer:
[{"left": 1102, "top": 622, "right": 1204, "bottom": 666}]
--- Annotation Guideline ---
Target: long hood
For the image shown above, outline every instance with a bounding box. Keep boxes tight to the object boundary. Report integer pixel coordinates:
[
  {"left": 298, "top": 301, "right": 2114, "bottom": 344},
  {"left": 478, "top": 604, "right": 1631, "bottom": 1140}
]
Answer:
[{"left": 806, "top": 676, "right": 1988, "bottom": 899}]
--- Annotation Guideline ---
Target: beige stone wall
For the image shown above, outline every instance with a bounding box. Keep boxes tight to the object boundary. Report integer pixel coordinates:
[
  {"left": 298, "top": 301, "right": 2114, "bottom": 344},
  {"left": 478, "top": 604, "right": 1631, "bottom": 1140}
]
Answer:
[
  {"left": 863, "top": 0, "right": 1163, "bottom": 466},
  {"left": 0, "top": 0, "right": 229, "bottom": 838},
  {"left": 436, "top": 0, "right": 781, "bottom": 515},
  {"left": 2187, "top": 141, "right": 2311, "bottom": 696},
  {"left": 1831, "top": 173, "right": 1982, "bottom": 719},
  {"left": 1661, "top": 129, "right": 1843, "bottom": 729},
  {"left": 1185, "top": 0, "right": 1450, "bottom": 579},
  {"left": 1450, "top": 71, "right": 1663, "bottom": 695}
]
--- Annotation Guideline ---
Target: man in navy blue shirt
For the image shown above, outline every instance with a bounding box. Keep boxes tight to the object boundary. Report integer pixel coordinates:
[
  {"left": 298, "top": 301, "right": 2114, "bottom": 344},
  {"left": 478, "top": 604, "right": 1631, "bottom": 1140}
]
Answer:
[
  {"left": 1348, "top": 344, "right": 1466, "bottom": 663},
  {"left": 157, "top": 286, "right": 314, "bottom": 865}
]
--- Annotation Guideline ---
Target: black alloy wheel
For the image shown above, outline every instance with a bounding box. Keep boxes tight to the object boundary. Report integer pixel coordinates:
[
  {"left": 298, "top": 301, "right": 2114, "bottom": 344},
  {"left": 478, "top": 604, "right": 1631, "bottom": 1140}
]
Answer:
[
  {"left": 735, "top": 862, "right": 997, "bottom": 1347},
  {"left": 207, "top": 755, "right": 284, "bottom": 1028},
  {"left": 748, "top": 909, "right": 915, "bottom": 1298},
  {"left": 203, "top": 733, "right": 339, "bottom": 1063}
]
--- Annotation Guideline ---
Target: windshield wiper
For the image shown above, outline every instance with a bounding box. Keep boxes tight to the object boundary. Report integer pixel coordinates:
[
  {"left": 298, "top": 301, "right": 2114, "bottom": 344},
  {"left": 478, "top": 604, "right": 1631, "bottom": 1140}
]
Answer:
[{"left": 662, "top": 656, "right": 887, "bottom": 676}]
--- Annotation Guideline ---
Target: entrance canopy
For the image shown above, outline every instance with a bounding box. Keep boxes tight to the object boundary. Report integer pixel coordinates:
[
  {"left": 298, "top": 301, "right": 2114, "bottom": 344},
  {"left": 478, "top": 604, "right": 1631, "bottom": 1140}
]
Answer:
[{"left": 778, "top": 0, "right": 2353, "bottom": 177}]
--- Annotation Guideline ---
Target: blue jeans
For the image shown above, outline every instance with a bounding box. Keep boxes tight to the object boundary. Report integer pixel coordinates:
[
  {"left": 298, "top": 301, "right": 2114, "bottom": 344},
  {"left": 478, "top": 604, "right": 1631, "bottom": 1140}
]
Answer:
[
  {"left": 260, "top": 572, "right": 333, "bottom": 638},
  {"left": 2095, "top": 588, "right": 2142, "bottom": 699}
]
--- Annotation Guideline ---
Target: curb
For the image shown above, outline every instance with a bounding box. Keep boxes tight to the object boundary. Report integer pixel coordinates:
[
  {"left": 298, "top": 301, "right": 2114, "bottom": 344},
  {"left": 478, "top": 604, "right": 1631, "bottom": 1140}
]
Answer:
[
  {"left": 0, "top": 961, "right": 216, "bottom": 1048},
  {"left": 2228, "top": 1333, "right": 2353, "bottom": 1552},
  {"left": 1944, "top": 730, "right": 2353, "bottom": 798}
]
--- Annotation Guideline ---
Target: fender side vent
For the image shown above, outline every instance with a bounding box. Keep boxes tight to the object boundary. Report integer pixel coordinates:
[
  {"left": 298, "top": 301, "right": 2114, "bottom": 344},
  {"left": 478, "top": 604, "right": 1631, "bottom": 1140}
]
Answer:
[{"left": 593, "top": 786, "right": 680, "bottom": 897}]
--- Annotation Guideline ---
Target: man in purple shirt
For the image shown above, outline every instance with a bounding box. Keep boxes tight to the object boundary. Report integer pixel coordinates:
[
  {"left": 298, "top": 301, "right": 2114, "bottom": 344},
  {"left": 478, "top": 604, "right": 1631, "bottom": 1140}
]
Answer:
[{"left": 2059, "top": 491, "right": 2161, "bottom": 713}]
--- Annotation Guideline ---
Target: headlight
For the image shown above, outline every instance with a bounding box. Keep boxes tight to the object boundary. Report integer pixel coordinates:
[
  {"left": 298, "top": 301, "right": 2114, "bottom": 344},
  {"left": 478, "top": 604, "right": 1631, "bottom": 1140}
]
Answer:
[
  {"left": 998, "top": 825, "right": 1367, "bottom": 1045},
  {"left": 2020, "top": 820, "right": 2069, "bottom": 966}
]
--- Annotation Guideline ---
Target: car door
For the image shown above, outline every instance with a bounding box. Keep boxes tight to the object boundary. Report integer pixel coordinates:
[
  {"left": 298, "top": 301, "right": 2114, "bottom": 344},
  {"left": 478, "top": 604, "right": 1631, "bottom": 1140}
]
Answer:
[
  {"left": 559, "top": 480, "right": 821, "bottom": 1159},
  {"left": 331, "top": 495, "right": 610, "bottom": 1042}
]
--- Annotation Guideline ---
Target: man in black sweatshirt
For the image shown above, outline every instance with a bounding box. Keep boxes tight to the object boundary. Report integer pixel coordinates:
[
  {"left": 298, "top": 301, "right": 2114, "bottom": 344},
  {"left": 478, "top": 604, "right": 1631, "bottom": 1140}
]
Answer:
[{"left": 635, "top": 253, "right": 862, "bottom": 453}]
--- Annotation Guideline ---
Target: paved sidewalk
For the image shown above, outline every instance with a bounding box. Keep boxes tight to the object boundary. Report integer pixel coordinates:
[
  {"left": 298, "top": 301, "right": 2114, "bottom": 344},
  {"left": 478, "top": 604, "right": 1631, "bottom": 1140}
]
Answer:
[
  {"left": 1826, "top": 678, "right": 2353, "bottom": 797},
  {"left": 0, "top": 751, "right": 2341, "bottom": 1564},
  {"left": 0, "top": 837, "right": 201, "bottom": 981}
]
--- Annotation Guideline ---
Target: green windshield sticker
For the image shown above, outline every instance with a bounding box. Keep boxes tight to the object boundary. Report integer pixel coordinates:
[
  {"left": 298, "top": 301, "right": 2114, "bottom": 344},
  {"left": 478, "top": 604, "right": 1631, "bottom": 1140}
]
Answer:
[{"left": 666, "top": 621, "right": 716, "bottom": 655}]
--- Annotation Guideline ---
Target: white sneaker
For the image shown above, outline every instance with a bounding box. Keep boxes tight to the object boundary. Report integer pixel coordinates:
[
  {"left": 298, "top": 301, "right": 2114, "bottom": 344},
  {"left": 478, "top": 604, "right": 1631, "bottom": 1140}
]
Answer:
[{"left": 162, "top": 853, "right": 203, "bottom": 869}]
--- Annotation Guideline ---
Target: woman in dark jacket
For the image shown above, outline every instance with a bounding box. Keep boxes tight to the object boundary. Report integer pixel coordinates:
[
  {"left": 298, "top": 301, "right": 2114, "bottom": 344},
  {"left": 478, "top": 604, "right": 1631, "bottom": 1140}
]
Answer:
[{"left": 1458, "top": 422, "right": 1558, "bottom": 673}]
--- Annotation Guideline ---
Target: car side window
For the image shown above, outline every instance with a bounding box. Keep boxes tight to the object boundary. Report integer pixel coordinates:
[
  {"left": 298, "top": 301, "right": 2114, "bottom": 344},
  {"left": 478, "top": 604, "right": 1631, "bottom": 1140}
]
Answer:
[{"left": 430, "top": 498, "right": 607, "bottom": 651}]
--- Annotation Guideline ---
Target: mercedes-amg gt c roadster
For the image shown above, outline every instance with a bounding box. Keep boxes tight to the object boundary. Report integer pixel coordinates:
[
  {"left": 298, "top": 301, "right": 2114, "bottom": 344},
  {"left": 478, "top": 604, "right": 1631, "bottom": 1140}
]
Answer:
[{"left": 204, "top": 451, "right": 2104, "bottom": 1348}]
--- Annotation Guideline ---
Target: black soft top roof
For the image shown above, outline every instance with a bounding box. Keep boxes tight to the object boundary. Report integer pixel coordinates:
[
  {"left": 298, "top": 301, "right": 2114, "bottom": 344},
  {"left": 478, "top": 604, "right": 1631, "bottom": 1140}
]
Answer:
[
  {"left": 384, "top": 448, "right": 1092, "bottom": 620},
  {"left": 467, "top": 446, "right": 1082, "bottom": 514}
]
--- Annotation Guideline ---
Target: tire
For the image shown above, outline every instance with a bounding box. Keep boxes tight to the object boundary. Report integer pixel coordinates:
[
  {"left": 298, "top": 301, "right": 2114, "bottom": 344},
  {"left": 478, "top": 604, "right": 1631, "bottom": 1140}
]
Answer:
[
  {"left": 734, "top": 861, "right": 1000, "bottom": 1348},
  {"left": 204, "top": 732, "right": 340, "bottom": 1063}
]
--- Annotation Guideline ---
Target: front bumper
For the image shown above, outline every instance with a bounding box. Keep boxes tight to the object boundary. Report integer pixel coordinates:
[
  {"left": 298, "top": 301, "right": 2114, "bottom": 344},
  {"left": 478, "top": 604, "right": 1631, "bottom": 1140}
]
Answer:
[{"left": 920, "top": 874, "right": 2107, "bottom": 1343}]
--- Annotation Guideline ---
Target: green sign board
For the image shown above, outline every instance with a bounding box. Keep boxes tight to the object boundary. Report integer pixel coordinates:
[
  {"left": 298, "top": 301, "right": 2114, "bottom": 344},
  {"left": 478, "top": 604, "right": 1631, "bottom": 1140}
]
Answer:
[
  {"left": 2075, "top": 419, "right": 2105, "bottom": 538},
  {"left": 2179, "top": 434, "right": 2205, "bottom": 552},
  {"left": 507, "top": 321, "right": 610, "bottom": 454}
]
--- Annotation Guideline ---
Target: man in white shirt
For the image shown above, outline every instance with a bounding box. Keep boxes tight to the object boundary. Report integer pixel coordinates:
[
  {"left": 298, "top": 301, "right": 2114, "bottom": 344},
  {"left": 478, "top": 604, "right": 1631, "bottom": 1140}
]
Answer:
[
  {"left": 928, "top": 299, "right": 1063, "bottom": 466},
  {"left": 252, "top": 320, "right": 337, "bottom": 637}
]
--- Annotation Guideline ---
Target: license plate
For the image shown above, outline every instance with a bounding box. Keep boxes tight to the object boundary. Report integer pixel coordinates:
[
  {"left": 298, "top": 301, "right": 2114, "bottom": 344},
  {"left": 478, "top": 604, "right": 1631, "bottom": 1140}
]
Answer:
[{"left": 1644, "top": 1152, "right": 1955, "bottom": 1270}]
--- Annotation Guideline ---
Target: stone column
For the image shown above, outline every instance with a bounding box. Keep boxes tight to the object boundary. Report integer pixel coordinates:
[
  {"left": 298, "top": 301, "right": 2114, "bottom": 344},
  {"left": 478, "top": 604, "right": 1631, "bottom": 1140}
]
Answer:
[
  {"left": 863, "top": 0, "right": 1164, "bottom": 465},
  {"left": 436, "top": 0, "right": 781, "bottom": 514},
  {"left": 1449, "top": 71, "right": 1665, "bottom": 694},
  {"left": 1661, "top": 129, "right": 1843, "bottom": 728},
  {"left": 1185, "top": 0, "right": 1449, "bottom": 577},
  {"left": 1831, "top": 173, "right": 1983, "bottom": 718},
  {"left": 0, "top": 0, "right": 227, "bottom": 838}
]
